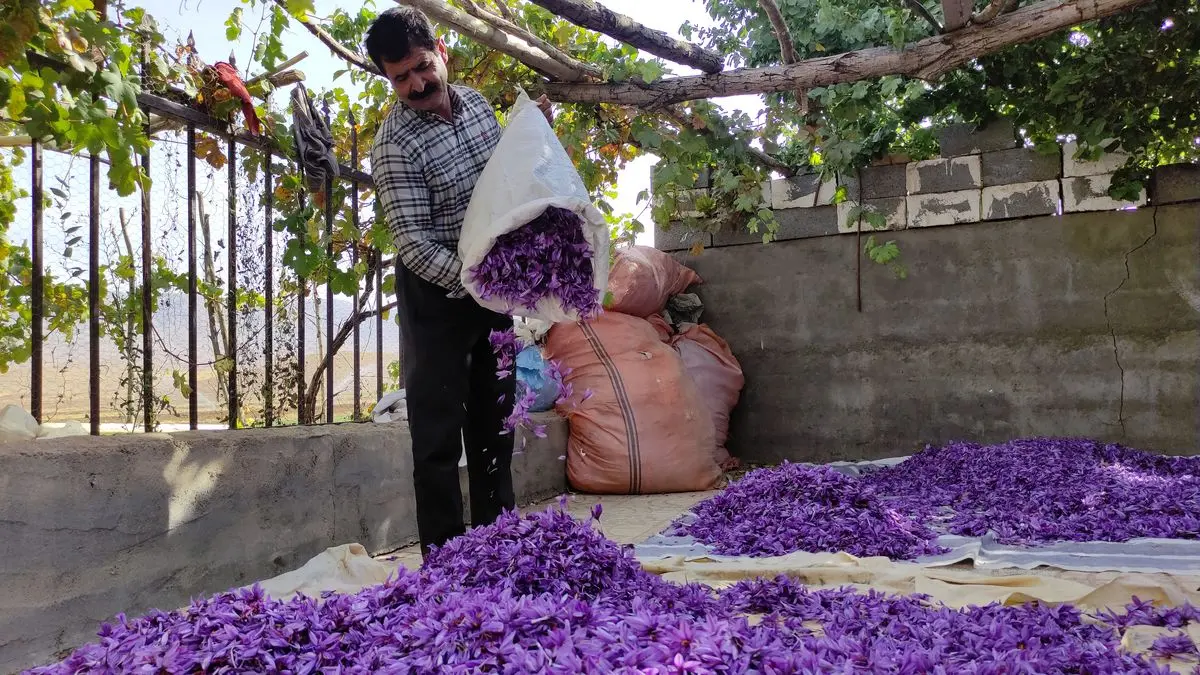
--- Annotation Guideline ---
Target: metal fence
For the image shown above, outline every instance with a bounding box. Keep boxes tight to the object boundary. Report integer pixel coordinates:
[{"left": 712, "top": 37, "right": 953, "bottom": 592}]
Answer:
[{"left": 20, "top": 91, "right": 398, "bottom": 434}]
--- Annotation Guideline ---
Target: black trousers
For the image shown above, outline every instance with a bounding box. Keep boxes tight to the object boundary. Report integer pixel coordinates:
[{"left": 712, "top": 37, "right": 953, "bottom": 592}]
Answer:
[{"left": 394, "top": 263, "right": 516, "bottom": 555}]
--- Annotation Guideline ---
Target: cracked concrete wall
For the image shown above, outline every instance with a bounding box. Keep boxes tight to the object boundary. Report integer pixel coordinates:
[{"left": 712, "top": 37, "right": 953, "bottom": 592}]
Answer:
[
  {"left": 0, "top": 415, "right": 567, "bottom": 673},
  {"left": 670, "top": 204, "right": 1199, "bottom": 465}
]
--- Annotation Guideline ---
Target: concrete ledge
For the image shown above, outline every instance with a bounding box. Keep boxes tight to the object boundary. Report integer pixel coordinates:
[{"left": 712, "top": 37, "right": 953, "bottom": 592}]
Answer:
[
  {"left": 0, "top": 415, "right": 567, "bottom": 673},
  {"left": 656, "top": 224, "right": 712, "bottom": 252}
]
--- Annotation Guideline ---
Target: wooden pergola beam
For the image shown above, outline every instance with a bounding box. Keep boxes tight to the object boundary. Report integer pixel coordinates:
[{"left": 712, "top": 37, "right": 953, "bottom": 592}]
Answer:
[
  {"left": 542, "top": 0, "right": 1151, "bottom": 107},
  {"left": 524, "top": 0, "right": 724, "bottom": 73},
  {"left": 397, "top": 0, "right": 589, "bottom": 81}
]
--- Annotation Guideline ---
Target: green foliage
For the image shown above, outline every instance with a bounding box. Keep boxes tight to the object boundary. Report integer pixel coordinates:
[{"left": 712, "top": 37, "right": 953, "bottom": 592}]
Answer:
[{"left": 0, "top": 0, "right": 1194, "bottom": 419}]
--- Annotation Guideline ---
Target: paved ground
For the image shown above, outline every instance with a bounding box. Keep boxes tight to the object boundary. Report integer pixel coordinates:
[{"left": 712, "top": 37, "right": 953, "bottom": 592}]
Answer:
[{"left": 384, "top": 490, "right": 713, "bottom": 570}]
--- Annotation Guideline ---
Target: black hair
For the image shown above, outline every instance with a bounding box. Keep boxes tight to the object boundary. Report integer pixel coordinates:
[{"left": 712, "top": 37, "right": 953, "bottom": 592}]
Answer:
[{"left": 364, "top": 7, "right": 438, "bottom": 74}]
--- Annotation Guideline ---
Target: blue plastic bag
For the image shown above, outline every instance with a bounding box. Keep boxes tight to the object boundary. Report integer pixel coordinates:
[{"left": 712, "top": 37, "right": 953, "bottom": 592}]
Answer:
[{"left": 515, "top": 345, "right": 559, "bottom": 412}]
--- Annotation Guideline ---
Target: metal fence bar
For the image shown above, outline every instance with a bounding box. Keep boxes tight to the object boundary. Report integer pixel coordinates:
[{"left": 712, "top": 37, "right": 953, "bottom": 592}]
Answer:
[
  {"left": 140, "top": 128, "right": 154, "bottom": 432},
  {"left": 187, "top": 125, "right": 199, "bottom": 430},
  {"left": 88, "top": 154, "right": 101, "bottom": 435},
  {"left": 297, "top": 192, "right": 307, "bottom": 424},
  {"left": 323, "top": 106, "right": 334, "bottom": 425},
  {"left": 29, "top": 141, "right": 44, "bottom": 424},
  {"left": 264, "top": 158, "right": 275, "bottom": 427},
  {"left": 350, "top": 113, "right": 361, "bottom": 421},
  {"left": 324, "top": 183, "right": 334, "bottom": 424},
  {"left": 376, "top": 252, "right": 383, "bottom": 404},
  {"left": 226, "top": 135, "right": 238, "bottom": 429}
]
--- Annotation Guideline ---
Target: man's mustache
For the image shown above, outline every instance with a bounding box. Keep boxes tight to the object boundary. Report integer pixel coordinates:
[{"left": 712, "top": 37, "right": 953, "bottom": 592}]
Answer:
[{"left": 409, "top": 83, "right": 439, "bottom": 101}]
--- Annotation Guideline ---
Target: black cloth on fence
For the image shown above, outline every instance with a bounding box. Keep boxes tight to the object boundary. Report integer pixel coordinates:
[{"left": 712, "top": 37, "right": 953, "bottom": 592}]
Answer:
[
  {"left": 289, "top": 83, "right": 339, "bottom": 194},
  {"left": 393, "top": 260, "right": 516, "bottom": 555}
]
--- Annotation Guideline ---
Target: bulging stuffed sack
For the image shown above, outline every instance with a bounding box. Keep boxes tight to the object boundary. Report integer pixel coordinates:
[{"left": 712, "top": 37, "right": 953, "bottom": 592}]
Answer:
[
  {"left": 459, "top": 91, "right": 610, "bottom": 323},
  {"left": 544, "top": 312, "right": 722, "bottom": 495},
  {"left": 605, "top": 245, "right": 702, "bottom": 318},
  {"left": 670, "top": 323, "right": 744, "bottom": 467}
]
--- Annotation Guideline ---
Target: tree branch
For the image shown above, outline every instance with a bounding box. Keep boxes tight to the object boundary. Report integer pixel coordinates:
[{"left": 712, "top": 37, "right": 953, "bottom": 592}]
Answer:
[
  {"left": 245, "top": 50, "right": 309, "bottom": 86},
  {"left": 396, "top": 0, "right": 589, "bottom": 81},
  {"left": 272, "top": 0, "right": 382, "bottom": 75},
  {"left": 525, "top": 0, "right": 724, "bottom": 73},
  {"left": 453, "top": 0, "right": 605, "bottom": 79},
  {"left": 489, "top": 0, "right": 516, "bottom": 21},
  {"left": 757, "top": 0, "right": 810, "bottom": 115},
  {"left": 903, "top": 0, "right": 944, "bottom": 33},
  {"left": 972, "top": 0, "right": 1021, "bottom": 24},
  {"left": 543, "top": 0, "right": 1150, "bottom": 106},
  {"left": 662, "top": 106, "right": 794, "bottom": 176},
  {"left": 758, "top": 0, "right": 799, "bottom": 63},
  {"left": 941, "top": 0, "right": 972, "bottom": 30}
]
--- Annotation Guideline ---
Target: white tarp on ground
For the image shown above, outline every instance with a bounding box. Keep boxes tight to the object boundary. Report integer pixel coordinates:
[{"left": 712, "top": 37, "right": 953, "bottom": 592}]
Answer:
[
  {"left": 253, "top": 544, "right": 400, "bottom": 602},
  {"left": 635, "top": 456, "right": 1200, "bottom": 575}
]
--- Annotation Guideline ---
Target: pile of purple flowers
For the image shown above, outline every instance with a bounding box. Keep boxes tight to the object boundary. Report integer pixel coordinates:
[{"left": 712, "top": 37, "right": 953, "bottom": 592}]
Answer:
[
  {"left": 29, "top": 506, "right": 1190, "bottom": 674},
  {"left": 468, "top": 206, "right": 600, "bottom": 320},
  {"left": 863, "top": 438, "right": 1200, "bottom": 546},
  {"left": 676, "top": 438, "right": 1200, "bottom": 560},
  {"left": 672, "top": 462, "right": 947, "bottom": 559}
]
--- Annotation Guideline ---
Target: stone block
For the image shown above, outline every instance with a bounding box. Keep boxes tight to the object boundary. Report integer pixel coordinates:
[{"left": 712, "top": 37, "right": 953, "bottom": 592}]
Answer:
[
  {"left": 982, "top": 180, "right": 1059, "bottom": 220},
  {"left": 775, "top": 205, "right": 840, "bottom": 241},
  {"left": 770, "top": 174, "right": 836, "bottom": 209},
  {"left": 655, "top": 224, "right": 712, "bottom": 252},
  {"left": 907, "top": 190, "right": 982, "bottom": 228},
  {"left": 860, "top": 164, "right": 908, "bottom": 200},
  {"left": 837, "top": 171, "right": 862, "bottom": 201},
  {"left": 712, "top": 225, "right": 764, "bottom": 247},
  {"left": 1062, "top": 141, "right": 1131, "bottom": 177},
  {"left": 937, "top": 119, "right": 1019, "bottom": 156},
  {"left": 1064, "top": 175, "right": 1147, "bottom": 212},
  {"left": 712, "top": 206, "right": 839, "bottom": 247},
  {"left": 981, "top": 147, "right": 1062, "bottom": 186},
  {"left": 1151, "top": 163, "right": 1200, "bottom": 204},
  {"left": 907, "top": 156, "right": 982, "bottom": 195},
  {"left": 837, "top": 197, "right": 907, "bottom": 233}
]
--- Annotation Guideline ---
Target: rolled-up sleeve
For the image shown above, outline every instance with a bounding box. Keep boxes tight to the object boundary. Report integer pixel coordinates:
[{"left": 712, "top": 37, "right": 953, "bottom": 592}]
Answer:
[{"left": 372, "top": 138, "right": 466, "bottom": 297}]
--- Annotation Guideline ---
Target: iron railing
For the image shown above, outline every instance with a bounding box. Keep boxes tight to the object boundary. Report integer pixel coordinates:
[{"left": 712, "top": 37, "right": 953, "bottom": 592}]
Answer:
[{"left": 20, "top": 91, "right": 397, "bottom": 433}]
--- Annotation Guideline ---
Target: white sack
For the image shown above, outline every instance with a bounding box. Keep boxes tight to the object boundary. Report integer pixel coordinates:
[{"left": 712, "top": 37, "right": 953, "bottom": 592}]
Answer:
[
  {"left": 458, "top": 90, "right": 609, "bottom": 323},
  {"left": 0, "top": 404, "right": 38, "bottom": 443}
]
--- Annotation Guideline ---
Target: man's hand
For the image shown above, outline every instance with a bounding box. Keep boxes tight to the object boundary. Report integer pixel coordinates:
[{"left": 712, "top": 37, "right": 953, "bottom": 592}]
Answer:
[{"left": 536, "top": 94, "right": 554, "bottom": 125}]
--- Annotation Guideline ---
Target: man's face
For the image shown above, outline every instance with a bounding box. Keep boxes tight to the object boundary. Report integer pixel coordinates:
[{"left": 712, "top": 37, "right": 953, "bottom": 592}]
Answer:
[{"left": 381, "top": 39, "right": 450, "bottom": 114}]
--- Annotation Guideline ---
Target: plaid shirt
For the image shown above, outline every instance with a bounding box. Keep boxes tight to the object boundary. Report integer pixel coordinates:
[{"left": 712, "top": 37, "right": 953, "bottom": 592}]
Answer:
[{"left": 371, "top": 85, "right": 501, "bottom": 298}]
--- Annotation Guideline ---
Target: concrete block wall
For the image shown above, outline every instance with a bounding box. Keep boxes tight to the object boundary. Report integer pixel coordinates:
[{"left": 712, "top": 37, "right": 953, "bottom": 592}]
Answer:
[
  {"left": 655, "top": 122, "right": 1181, "bottom": 252},
  {"left": 0, "top": 415, "right": 567, "bottom": 673},
  {"left": 652, "top": 122, "right": 1200, "bottom": 467}
]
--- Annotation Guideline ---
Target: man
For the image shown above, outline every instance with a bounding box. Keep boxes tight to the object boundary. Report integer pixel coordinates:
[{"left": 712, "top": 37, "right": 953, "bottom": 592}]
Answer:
[{"left": 365, "top": 7, "right": 553, "bottom": 557}]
